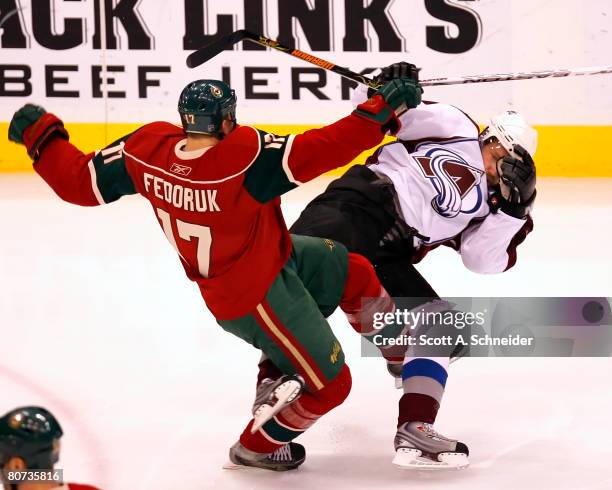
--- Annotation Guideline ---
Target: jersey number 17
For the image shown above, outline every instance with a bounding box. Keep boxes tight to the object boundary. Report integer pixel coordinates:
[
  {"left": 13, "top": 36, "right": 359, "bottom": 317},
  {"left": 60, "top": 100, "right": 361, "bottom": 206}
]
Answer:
[{"left": 156, "top": 208, "right": 212, "bottom": 277}]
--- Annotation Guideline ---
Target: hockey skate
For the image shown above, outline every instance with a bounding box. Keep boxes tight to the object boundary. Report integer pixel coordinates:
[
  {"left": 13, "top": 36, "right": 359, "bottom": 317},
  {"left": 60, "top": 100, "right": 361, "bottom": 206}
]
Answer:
[
  {"left": 251, "top": 374, "right": 304, "bottom": 432},
  {"left": 393, "top": 422, "right": 469, "bottom": 470},
  {"left": 226, "top": 441, "right": 306, "bottom": 471}
]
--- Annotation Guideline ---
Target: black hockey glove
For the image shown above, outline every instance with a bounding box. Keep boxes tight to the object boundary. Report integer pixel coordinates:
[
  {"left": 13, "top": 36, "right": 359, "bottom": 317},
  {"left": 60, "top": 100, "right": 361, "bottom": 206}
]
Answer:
[
  {"left": 368, "top": 62, "right": 421, "bottom": 97},
  {"left": 489, "top": 145, "right": 536, "bottom": 218}
]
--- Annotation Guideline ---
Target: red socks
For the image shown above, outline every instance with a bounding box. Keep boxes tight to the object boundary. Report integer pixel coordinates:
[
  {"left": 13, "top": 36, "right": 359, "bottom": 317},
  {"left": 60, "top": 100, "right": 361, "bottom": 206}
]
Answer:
[
  {"left": 240, "top": 364, "right": 352, "bottom": 453},
  {"left": 340, "top": 253, "right": 395, "bottom": 335}
]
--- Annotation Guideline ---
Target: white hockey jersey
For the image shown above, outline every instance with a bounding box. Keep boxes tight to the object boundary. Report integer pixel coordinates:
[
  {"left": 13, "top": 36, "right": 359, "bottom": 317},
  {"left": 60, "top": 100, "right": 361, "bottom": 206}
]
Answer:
[{"left": 352, "top": 85, "right": 533, "bottom": 273}]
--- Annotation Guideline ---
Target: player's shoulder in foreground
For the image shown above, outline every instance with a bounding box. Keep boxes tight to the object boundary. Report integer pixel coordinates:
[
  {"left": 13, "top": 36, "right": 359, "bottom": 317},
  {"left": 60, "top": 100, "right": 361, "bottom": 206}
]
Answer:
[
  {"left": 121, "top": 121, "right": 184, "bottom": 155},
  {"left": 223, "top": 124, "right": 262, "bottom": 151},
  {"left": 425, "top": 101, "right": 480, "bottom": 135},
  {"left": 202, "top": 124, "right": 264, "bottom": 178},
  {"left": 131, "top": 121, "right": 185, "bottom": 140},
  {"left": 121, "top": 121, "right": 186, "bottom": 164},
  {"left": 401, "top": 101, "right": 480, "bottom": 140}
]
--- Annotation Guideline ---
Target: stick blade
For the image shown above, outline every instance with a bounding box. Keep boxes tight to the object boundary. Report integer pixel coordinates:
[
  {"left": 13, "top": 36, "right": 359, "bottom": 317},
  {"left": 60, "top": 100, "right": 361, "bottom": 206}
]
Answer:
[{"left": 186, "top": 30, "right": 249, "bottom": 68}]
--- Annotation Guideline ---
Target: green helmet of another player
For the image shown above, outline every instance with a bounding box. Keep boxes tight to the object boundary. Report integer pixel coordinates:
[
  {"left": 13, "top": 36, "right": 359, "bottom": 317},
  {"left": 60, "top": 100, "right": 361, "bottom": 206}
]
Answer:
[
  {"left": 0, "top": 406, "right": 63, "bottom": 470},
  {"left": 178, "top": 79, "right": 237, "bottom": 136}
]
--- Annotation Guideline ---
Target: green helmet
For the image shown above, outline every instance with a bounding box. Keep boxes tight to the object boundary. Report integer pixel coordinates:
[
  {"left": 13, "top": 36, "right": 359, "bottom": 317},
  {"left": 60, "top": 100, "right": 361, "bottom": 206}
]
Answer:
[
  {"left": 0, "top": 406, "right": 63, "bottom": 469},
  {"left": 178, "top": 79, "right": 237, "bottom": 136}
]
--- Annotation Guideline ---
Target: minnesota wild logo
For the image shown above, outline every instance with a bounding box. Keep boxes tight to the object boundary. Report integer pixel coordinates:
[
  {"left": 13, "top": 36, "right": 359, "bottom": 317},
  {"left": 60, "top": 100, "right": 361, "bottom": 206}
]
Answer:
[
  {"left": 8, "top": 413, "right": 23, "bottom": 429},
  {"left": 210, "top": 85, "right": 223, "bottom": 98},
  {"left": 330, "top": 341, "right": 342, "bottom": 364}
]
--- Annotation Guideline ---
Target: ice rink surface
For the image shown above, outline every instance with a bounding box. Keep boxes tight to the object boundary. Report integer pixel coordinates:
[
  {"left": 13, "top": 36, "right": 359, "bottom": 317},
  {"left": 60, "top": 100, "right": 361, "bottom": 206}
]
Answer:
[{"left": 1, "top": 174, "right": 611, "bottom": 490}]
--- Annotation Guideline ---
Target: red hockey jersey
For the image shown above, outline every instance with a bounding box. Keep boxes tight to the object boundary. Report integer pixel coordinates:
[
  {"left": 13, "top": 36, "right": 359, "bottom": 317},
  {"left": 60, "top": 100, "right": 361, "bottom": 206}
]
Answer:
[{"left": 34, "top": 115, "right": 384, "bottom": 319}]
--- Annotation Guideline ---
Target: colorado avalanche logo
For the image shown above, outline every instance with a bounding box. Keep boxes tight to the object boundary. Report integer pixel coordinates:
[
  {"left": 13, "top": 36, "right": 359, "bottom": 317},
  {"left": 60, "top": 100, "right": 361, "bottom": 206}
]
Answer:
[{"left": 414, "top": 148, "right": 484, "bottom": 218}]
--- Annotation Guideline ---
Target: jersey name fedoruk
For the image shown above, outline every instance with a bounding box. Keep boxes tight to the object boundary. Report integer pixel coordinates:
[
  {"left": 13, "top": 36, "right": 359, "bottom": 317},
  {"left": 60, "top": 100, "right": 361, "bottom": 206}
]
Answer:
[
  {"left": 32, "top": 109, "right": 387, "bottom": 319},
  {"left": 143, "top": 172, "right": 221, "bottom": 212}
]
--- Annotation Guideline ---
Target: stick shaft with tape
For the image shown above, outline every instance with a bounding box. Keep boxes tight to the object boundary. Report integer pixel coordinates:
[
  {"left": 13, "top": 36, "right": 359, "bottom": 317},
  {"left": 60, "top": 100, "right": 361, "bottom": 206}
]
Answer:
[{"left": 186, "top": 30, "right": 612, "bottom": 89}]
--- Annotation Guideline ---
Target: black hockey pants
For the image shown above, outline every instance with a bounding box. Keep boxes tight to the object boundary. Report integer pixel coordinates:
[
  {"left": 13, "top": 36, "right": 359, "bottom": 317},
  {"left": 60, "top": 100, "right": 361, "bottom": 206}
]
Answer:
[{"left": 290, "top": 165, "right": 439, "bottom": 305}]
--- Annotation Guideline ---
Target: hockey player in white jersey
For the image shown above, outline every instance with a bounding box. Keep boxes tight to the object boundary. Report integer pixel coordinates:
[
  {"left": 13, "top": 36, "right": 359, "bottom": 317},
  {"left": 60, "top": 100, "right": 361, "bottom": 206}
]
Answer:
[{"left": 290, "top": 62, "right": 537, "bottom": 470}]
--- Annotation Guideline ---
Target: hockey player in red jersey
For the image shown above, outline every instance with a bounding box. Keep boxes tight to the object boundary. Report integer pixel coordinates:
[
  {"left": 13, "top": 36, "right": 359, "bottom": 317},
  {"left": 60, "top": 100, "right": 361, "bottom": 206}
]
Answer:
[
  {"left": 291, "top": 62, "right": 538, "bottom": 469},
  {"left": 0, "top": 406, "right": 100, "bottom": 490},
  {"left": 7, "top": 77, "right": 422, "bottom": 471}
]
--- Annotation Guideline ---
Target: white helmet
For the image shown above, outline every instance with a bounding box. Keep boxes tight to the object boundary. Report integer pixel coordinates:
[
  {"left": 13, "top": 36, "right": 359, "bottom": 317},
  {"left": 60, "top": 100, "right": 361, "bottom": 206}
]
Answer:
[{"left": 482, "top": 110, "right": 538, "bottom": 158}]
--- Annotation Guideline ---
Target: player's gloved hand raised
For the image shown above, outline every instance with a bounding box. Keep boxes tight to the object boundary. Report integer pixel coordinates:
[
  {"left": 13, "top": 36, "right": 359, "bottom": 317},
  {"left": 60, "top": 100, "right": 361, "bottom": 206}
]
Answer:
[
  {"left": 353, "top": 78, "right": 423, "bottom": 136},
  {"left": 378, "top": 78, "right": 422, "bottom": 111},
  {"left": 377, "top": 61, "right": 420, "bottom": 83},
  {"left": 8, "top": 104, "right": 68, "bottom": 159},
  {"left": 490, "top": 145, "right": 536, "bottom": 218},
  {"left": 368, "top": 62, "right": 421, "bottom": 97}
]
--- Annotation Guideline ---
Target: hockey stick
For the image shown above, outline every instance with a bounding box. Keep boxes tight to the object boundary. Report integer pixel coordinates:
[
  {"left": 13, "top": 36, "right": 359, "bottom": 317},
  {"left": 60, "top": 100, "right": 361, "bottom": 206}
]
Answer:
[
  {"left": 186, "top": 30, "right": 612, "bottom": 88},
  {"left": 420, "top": 65, "right": 612, "bottom": 86},
  {"left": 186, "top": 29, "right": 384, "bottom": 90},
  {"left": 186, "top": 30, "right": 251, "bottom": 69}
]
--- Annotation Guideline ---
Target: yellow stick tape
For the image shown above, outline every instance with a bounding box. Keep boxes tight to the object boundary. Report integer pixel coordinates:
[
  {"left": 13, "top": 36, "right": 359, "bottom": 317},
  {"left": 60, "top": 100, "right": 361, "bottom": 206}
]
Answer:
[{"left": 1, "top": 122, "right": 611, "bottom": 177}]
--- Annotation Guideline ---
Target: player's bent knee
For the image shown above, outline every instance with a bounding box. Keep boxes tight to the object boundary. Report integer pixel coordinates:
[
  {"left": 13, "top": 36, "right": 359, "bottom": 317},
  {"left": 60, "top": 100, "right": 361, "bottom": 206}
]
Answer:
[
  {"left": 342, "top": 253, "right": 380, "bottom": 305},
  {"left": 348, "top": 252, "right": 376, "bottom": 277},
  {"left": 320, "top": 364, "right": 353, "bottom": 409},
  {"left": 303, "top": 364, "right": 352, "bottom": 415}
]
